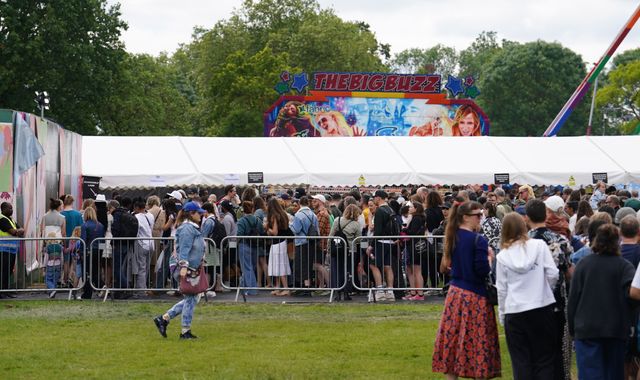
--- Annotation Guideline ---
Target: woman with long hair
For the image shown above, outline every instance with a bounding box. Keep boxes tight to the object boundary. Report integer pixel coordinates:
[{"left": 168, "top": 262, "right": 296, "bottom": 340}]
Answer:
[
  {"left": 404, "top": 202, "right": 426, "bottom": 300},
  {"left": 154, "top": 202, "right": 206, "bottom": 339},
  {"left": 432, "top": 201, "right": 501, "bottom": 379},
  {"left": 236, "top": 201, "right": 263, "bottom": 296},
  {"left": 80, "top": 207, "right": 105, "bottom": 299},
  {"left": 569, "top": 224, "right": 635, "bottom": 379},
  {"left": 328, "top": 203, "right": 362, "bottom": 300},
  {"left": 497, "top": 213, "right": 558, "bottom": 379},
  {"left": 576, "top": 200, "right": 594, "bottom": 222},
  {"left": 266, "top": 197, "right": 292, "bottom": 296},
  {"left": 253, "top": 196, "right": 271, "bottom": 288},
  {"left": 451, "top": 105, "right": 482, "bottom": 136}
]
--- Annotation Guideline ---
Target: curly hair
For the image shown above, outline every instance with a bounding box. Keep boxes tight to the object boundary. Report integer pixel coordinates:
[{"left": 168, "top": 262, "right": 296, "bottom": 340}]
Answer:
[{"left": 591, "top": 224, "right": 620, "bottom": 256}]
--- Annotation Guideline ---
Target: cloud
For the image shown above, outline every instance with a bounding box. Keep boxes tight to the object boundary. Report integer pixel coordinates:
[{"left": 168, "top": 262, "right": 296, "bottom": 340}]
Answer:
[{"left": 109, "top": 0, "right": 640, "bottom": 63}]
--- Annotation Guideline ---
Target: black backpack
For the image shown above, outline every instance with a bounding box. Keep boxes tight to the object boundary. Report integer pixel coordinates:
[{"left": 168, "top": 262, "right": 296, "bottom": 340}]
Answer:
[
  {"left": 112, "top": 209, "right": 139, "bottom": 238},
  {"left": 329, "top": 217, "right": 353, "bottom": 256},
  {"left": 382, "top": 205, "right": 400, "bottom": 237},
  {"left": 207, "top": 217, "right": 227, "bottom": 248}
]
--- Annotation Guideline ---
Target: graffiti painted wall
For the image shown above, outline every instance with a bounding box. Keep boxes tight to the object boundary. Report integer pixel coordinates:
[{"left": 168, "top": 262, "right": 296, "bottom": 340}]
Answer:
[{"left": 264, "top": 94, "right": 489, "bottom": 137}]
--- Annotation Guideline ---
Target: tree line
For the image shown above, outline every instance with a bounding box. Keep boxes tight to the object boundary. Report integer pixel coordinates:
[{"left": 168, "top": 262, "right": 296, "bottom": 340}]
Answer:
[{"left": 0, "top": 0, "right": 637, "bottom": 136}]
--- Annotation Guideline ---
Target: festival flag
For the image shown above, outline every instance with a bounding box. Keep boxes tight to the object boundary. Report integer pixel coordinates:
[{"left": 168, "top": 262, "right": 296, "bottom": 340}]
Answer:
[{"left": 13, "top": 113, "right": 45, "bottom": 190}]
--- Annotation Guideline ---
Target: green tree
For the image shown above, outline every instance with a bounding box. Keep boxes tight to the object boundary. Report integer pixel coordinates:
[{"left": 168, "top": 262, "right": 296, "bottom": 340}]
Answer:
[
  {"left": 596, "top": 60, "right": 640, "bottom": 135},
  {"left": 184, "top": 0, "right": 389, "bottom": 136},
  {"left": 390, "top": 45, "right": 458, "bottom": 78},
  {"left": 0, "top": 0, "right": 127, "bottom": 134},
  {"left": 612, "top": 48, "right": 640, "bottom": 70},
  {"left": 458, "top": 31, "right": 504, "bottom": 79},
  {"left": 97, "top": 54, "right": 194, "bottom": 136},
  {"left": 480, "top": 40, "right": 589, "bottom": 136}
]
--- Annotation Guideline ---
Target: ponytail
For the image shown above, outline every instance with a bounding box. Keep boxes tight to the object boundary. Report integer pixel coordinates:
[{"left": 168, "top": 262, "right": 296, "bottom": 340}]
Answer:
[{"left": 441, "top": 201, "right": 483, "bottom": 273}]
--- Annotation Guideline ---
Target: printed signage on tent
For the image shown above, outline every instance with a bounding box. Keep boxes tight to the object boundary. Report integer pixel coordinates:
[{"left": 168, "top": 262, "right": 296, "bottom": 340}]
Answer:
[
  {"left": 248, "top": 172, "right": 264, "bottom": 184},
  {"left": 494, "top": 173, "right": 510, "bottom": 185},
  {"left": 265, "top": 71, "right": 489, "bottom": 138},
  {"left": 82, "top": 176, "right": 101, "bottom": 199},
  {"left": 592, "top": 172, "right": 608, "bottom": 184}
]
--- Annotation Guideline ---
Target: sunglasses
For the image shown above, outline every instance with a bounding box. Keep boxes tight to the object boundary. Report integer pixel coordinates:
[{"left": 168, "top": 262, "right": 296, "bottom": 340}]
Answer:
[{"left": 466, "top": 212, "right": 483, "bottom": 218}]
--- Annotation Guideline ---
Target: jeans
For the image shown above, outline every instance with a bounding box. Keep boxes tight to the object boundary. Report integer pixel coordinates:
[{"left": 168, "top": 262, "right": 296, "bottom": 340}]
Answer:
[
  {"left": 155, "top": 242, "right": 174, "bottom": 289},
  {"left": 112, "top": 242, "right": 131, "bottom": 289},
  {"left": 167, "top": 294, "right": 199, "bottom": 329},
  {"left": 575, "top": 338, "right": 626, "bottom": 380},
  {"left": 238, "top": 242, "right": 257, "bottom": 295},
  {"left": 45, "top": 265, "right": 61, "bottom": 289}
]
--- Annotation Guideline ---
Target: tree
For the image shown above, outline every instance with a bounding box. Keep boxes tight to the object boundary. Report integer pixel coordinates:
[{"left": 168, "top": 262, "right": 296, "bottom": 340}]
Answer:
[
  {"left": 184, "top": 0, "right": 389, "bottom": 136},
  {"left": 596, "top": 60, "right": 640, "bottom": 135},
  {"left": 611, "top": 48, "right": 640, "bottom": 70},
  {"left": 390, "top": 45, "right": 458, "bottom": 78},
  {"left": 97, "top": 54, "right": 194, "bottom": 136},
  {"left": 480, "top": 40, "right": 589, "bottom": 136},
  {"left": 458, "top": 31, "right": 503, "bottom": 79},
  {"left": 0, "top": 0, "right": 127, "bottom": 134}
]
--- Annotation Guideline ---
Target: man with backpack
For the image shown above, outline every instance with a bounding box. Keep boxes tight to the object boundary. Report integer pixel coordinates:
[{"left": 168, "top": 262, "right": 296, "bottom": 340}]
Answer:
[
  {"left": 290, "top": 196, "right": 319, "bottom": 296},
  {"left": 370, "top": 190, "right": 400, "bottom": 302},
  {"left": 311, "top": 195, "right": 331, "bottom": 294},
  {"left": 110, "top": 198, "right": 139, "bottom": 298}
]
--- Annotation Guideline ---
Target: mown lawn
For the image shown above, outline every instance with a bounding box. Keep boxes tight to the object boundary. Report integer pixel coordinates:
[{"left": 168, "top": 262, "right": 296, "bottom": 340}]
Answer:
[{"left": 0, "top": 301, "right": 514, "bottom": 379}]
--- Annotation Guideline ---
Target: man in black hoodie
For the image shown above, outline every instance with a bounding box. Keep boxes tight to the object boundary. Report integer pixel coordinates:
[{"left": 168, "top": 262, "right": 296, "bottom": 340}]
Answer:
[{"left": 109, "top": 198, "right": 138, "bottom": 297}]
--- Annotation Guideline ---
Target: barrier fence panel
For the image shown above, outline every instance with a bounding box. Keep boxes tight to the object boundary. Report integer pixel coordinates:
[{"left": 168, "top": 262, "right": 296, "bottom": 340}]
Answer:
[
  {"left": 351, "top": 235, "right": 447, "bottom": 303},
  {"left": 219, "top": 235, "right": 348, "bottom": 302},
  {"left": 89, "top": 237, "right": 217, "bottom": 301},
  {"left": 0, "top": 237, "right": 86, "bottom": 300}
]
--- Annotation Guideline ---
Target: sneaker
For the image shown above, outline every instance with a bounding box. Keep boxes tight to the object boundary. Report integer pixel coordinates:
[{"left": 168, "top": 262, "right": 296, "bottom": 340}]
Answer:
[
  {"left": 410, "top": 294, "right": 425, "bottom": 301},
  {"left": 385, "top": 291, "right": 396, "bottom": 302},
  {"left": 179, "top": 330, "right": 198, "bottom": 340},
  {"left": 206, "top": 291, "right": 216, "bottom": 298},
  {"left": 375, "top": 290, "right": 386, "bottom": 302},
  {"left": 153, "top": 316, "right": 169, "bottom": 338},
  {"left": 48, "top": 290, "right": 57, "bottom": 299}
]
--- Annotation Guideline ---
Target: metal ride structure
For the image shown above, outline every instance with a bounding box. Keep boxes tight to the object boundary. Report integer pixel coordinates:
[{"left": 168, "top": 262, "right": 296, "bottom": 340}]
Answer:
[{"left": 543, "top": 4, "right": 640, "bottom": 137}]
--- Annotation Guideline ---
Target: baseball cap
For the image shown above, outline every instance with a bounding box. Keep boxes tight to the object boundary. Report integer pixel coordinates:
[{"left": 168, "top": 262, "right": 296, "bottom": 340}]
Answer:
[
  {"left": 182, "top": 201, "right": 205, "bottom": 214},
  {"left": 515, "top": 205, "right": 527, "bottom": 216},
  {"left": 544, "top": 195, "right": 565, "bottom": 213},
  {"left": 280, "top": 193, "right": 291, "bottom": 201},
  {"left": 442, "top": 202, "right": 452, "bottom": 209},
  {"left": 95, "top": 194, "right": 107, "bottom": 203},
  {"left": 311, "top": 194, "right": 327, "bottom": 203},
  {"left": 373, "top": 190, "right": 388, "bottom": 199},
  {"left": 186, "top": 187, "right": 197, "bottom": 195},
  {"left": 167, "top": 190, "right": 183, "bottom": 201}
]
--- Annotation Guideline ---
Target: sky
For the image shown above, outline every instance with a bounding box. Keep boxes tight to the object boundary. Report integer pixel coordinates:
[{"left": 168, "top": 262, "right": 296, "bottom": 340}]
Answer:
[{"left": 107, "top": 0, "right": 640, "bottom": 65}]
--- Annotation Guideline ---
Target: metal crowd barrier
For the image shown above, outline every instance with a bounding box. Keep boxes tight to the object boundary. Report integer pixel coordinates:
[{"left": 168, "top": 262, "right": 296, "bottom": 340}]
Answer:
[
  {"left": 90, "top": 237, "right": 217, "bottom": 302},
  {"left": 351, "top": 235, "right": 447, "bottom": 302},
  {"left": 0, "top": 237, "right": 86, "bottom": 300},
  {"left": 219, "top": 235, "right": 348, "bottom": 302}
]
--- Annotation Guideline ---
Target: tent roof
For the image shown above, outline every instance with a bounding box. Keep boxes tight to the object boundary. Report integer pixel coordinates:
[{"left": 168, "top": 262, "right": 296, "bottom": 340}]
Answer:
[{"left": 82, "top": 135, "right": 639, "bottom": 189}]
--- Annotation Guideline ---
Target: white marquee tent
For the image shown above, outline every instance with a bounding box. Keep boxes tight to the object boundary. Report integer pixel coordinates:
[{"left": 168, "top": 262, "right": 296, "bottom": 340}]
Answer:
[{"left": 82, "top": 135, "right": 640, "bottom": 189}]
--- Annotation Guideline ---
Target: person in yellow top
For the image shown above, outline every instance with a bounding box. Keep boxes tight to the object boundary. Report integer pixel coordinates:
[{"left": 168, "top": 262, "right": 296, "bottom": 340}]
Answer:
[{"left": 0, "top": 202, "right": 25, "bottom": 298}]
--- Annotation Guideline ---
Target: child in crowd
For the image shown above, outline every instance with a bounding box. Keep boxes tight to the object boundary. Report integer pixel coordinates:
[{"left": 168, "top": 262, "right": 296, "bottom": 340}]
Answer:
[{"left": 44, "top": 232, "right": 64, "bottom": 298}]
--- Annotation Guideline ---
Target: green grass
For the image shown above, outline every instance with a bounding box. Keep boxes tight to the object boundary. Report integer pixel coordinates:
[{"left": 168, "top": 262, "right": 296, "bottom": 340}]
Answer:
[{"left": 0, "top": 301, "right": 514, "bottom": 379}]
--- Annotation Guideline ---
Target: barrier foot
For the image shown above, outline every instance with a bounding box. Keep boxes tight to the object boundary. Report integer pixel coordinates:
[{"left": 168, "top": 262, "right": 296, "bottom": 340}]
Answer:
[
  {"left": 103, "top": 289, "right": 110, "bottom": 303},
  {"left": 234, "top": 288, "right": 241, "bottom": 303},
  {"left": 329, "top": 290, "right": 335, "bottom": 303},
  {"left": 67, "top": 289, "right": 73, "bottom": 301}
]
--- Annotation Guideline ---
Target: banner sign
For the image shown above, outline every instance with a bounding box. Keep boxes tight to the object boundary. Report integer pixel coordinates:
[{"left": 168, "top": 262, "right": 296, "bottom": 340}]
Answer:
[
  {"left": 494, "top": 173, "right": 510, "bottom": 185},
  {"left": 266, "top": 71, "right": 488, "bottom": 137},
  {"left": 248, "top": 172, "right": 264, "bottom": 184},
  {"left": 592, "top": 172, "right": 608, "bottom": 184},
  {"left": 313, "top": 72, "right": 441, "bottom": 93}
]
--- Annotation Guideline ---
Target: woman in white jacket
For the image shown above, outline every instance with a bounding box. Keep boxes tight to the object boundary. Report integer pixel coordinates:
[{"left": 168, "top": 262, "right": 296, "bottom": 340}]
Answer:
[{"left": 496, "top": 213, "right": 559, "bottom": 380}]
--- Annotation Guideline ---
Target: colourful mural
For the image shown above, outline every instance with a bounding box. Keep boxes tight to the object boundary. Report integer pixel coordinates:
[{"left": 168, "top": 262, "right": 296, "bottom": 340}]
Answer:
[
  {"left": 0, "top": 121, "right": 13, "bottom": 192},
  {"left": 264, "top": 93, "right": 489, "bottom": 137},
  {"left": 265, "top": 71, "right": 488, "bottom": 137}
]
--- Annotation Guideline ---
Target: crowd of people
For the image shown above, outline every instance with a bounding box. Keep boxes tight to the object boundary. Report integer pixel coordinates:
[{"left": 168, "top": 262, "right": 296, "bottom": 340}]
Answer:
[{"left": 2, "top": 182, "right": 640, "bottom": 359}]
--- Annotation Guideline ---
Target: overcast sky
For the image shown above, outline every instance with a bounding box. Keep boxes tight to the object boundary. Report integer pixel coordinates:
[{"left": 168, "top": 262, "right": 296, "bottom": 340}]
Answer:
[{"left": 107, "top": 0, "right": 640, "bottom": 65}]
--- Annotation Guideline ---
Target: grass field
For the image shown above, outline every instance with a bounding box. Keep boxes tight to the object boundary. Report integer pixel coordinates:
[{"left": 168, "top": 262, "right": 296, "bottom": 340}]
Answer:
[{"left": 0, "top": 301, "right": 515, "bottom": 379}]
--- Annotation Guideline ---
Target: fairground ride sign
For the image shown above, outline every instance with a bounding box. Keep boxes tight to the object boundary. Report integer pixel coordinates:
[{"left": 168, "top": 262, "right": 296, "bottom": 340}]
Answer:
[{"left": 264, "top": 71, "right": 490, "bottom": 137}]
